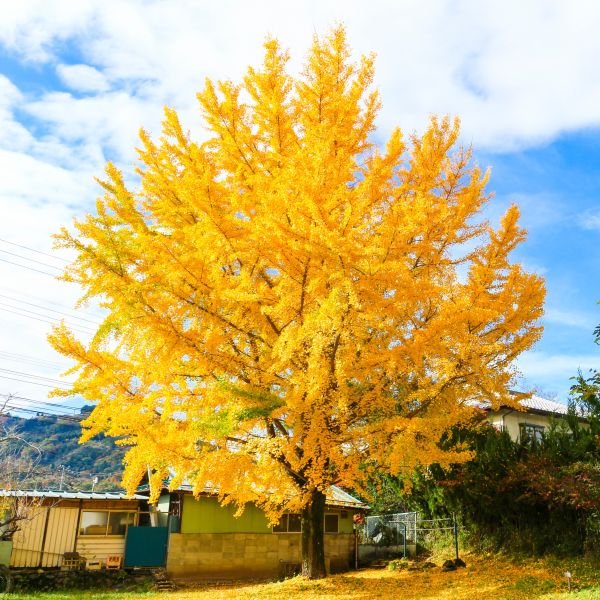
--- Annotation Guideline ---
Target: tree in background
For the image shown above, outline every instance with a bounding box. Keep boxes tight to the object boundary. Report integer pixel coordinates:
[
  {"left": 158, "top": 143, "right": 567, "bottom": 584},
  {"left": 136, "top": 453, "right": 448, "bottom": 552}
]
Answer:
[
  {"left": 0, "top": 399, "right": 43, "bottom": 542},
  {"left": 49, "top": 27, "right": 544, "bottom": 578},
  {"left": 398, "top": 405, "right": 600, "bottom": 557},
  {"left": 570, "top": 318, "right": 600, "bottom": 430},
  {"left": 383, "top": 317, "right": 600, "bottom": 557}
]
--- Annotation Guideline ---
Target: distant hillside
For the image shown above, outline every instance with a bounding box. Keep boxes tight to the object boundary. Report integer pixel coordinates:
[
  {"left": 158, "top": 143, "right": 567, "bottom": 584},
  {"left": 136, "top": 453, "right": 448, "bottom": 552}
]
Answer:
[{"left": 3, "top": 407, "right": 126, "bottom": 492}]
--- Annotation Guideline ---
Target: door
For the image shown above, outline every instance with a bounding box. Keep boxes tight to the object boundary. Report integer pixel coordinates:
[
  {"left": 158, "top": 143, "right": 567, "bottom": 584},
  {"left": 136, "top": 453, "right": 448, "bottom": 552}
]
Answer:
[{"left": 124, "top": 526, "right": 168, "bottom": 567}]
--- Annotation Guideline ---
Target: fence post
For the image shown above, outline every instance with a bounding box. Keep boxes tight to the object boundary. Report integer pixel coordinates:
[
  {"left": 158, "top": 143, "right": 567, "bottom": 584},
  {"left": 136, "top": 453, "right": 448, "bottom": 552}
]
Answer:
[
  {"left": 401, "top": 522, "right": 407, "bottom": 558},
  {"left": 453, "top": 513, "right": 459, "bottom": 560}
]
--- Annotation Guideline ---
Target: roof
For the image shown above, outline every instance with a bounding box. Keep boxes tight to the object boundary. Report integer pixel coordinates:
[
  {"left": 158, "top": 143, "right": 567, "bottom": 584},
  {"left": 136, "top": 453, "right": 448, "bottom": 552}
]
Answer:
[
  {"left": 148, "top": 473, "right": 367, "bottom": 509},
  {"left": 0, "top": 490, "right": 148, "bottom": 501},
  {"left": 327, "top": 485, "right": 367, "bottom": 508},
  {"left": 519, "top": 396, "right": 570, "bottom": 415},
  {"left": 476, "top": 394, "right": 585, "bottom": 418}
]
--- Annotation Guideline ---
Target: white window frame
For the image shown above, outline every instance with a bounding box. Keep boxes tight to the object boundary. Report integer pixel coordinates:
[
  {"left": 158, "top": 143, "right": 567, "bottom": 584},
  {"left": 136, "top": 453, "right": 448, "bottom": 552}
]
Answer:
[
  {"left": 78, "top": 510, "right": 138, "bottom": 537},
  {"left": 519, "top": 422, "right": 545, "bottom": 443},
  {"left": 272, "top": 513, "right": 302, "bottom": 533},
  {"left": 272, "top": 512, "right": 341, "bottom": 534}
]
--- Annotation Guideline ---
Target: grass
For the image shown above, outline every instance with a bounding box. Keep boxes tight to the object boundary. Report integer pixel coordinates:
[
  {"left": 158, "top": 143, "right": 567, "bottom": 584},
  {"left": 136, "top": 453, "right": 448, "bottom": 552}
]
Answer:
[{"left": 9, "top": 554, "right": 600, "bottom": 599}]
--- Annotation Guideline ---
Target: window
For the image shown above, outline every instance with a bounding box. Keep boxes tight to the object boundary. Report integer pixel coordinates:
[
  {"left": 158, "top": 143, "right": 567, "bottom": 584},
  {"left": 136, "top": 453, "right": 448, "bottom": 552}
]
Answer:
[
  {"left": 324, "top": 514, "right": 339, "bottom": 533},
  {"left": 79, "top": 511, "right": 137, "bottom": 536},
  {"left": 273, "top": 513, "right": 302, "bottom": 533},
  {"left": 287, "top": 513, "right": 301, "bottom": 532},
  {"left": 519, "top": 423, "right": 545, "bottom": 444},
  {"left": 272, "top": 512, "right": 340, "bottom": 533}
]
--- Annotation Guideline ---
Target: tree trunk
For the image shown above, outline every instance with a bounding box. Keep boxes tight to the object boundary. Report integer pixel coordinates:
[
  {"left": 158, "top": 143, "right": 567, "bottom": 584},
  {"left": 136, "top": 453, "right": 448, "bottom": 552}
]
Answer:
[{"left": 301, "top": 488, "right": 327, "bottom": 579}]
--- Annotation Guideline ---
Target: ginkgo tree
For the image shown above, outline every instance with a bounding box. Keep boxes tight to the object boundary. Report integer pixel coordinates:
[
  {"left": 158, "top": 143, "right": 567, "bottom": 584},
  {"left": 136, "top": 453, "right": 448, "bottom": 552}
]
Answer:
[{"left": 49, "top": 27, "right": 545, "bottom": 578}]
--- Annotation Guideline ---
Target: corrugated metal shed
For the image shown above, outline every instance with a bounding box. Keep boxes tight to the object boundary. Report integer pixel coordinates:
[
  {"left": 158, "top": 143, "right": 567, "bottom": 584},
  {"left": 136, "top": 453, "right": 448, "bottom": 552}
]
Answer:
[
  {"left": 327, "top": 486, "right": 366, "bottom": 508},
  {"left": 2, "top": 490, "right": 147, "bottom": 568}
]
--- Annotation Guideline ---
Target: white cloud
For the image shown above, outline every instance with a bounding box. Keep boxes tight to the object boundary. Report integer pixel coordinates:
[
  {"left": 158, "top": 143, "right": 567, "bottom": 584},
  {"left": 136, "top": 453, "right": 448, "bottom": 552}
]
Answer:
[
  {"left": 1, "top": 1, "right": 600, "bottom": 152},
  {"left": 2, "top": 0, "right": 600, "bottom": 408},
  {"left": 0, "top": 75, "right": 21, "bottom": 106},
  {"left": 0, "top": 149, "right": 94, "bottom": 207},
  {"left": 0, "top": 1, "right": 95, "bottom": 62},
  {"left": 0, "top": 75, "right": 33, "bottom": 151},
  {"left": 25, "top": 90, "right": 159, "bottom": 163},
  {"left": 0, "top": 154, "right": 97, "bottom": 402},
  {"left": 56, "top": 64, "right": 109, "bottom": 93},
  {"left": 544, "top": 308, "right": 595, "bottom": 329},
  {"left": 578, "top": 210, "right": 600, "bottom": 232}
]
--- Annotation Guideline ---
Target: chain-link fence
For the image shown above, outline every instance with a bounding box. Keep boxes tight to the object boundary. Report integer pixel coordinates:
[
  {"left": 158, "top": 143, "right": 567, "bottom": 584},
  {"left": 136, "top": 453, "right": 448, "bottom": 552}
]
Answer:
[
  {"left": 412, "top": 516, "right": 458, "bottom": 558},
  {"left": 358, "top": 513, "right": 459, "bottom": 564},
  {"left": 363, "top": 512, "right": 417, "bottom": 545},
  {"left": 358, "top": 512, "right": 417, "bottom": 562}
]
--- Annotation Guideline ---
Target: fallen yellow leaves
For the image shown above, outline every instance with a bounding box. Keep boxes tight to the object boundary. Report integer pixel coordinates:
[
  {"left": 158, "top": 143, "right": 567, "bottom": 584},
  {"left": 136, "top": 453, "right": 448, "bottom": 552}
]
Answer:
[
  {"left": 8, "top": 554, "right": 599, "bottom": 599},
  {"left": 147, "top": 554, "right": 599, "bottom": 600}
]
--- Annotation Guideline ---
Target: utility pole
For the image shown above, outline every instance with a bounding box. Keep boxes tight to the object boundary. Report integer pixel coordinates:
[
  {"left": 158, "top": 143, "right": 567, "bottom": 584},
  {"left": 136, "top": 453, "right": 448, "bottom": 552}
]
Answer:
[
  {"left": 58, "top": 465, "right": 65, "bottom": 492},
  {"left": 91, "top": 476, "right": 98, "bottom": 492}
]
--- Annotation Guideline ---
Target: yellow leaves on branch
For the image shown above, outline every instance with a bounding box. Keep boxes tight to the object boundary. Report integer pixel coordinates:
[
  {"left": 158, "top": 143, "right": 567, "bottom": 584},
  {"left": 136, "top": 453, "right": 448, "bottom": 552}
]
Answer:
[{"left": 49, "top": 26, "right": 545, "bottom": 515}]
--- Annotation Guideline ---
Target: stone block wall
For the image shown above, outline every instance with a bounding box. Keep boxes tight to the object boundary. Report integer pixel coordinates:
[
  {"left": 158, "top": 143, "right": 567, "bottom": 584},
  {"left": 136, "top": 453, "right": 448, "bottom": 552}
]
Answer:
[{"left": 166, "top": 532, "right": 354, "bottom": 579}]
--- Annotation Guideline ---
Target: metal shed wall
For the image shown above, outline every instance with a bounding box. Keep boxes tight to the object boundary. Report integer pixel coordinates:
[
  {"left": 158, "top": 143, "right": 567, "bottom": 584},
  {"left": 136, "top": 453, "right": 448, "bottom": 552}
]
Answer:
[
  {"left": 41, "top": 507, "right": 79, "bottom": 567},
  {"left": 10, "top": 506, "right": 48, "bottom": 567}
]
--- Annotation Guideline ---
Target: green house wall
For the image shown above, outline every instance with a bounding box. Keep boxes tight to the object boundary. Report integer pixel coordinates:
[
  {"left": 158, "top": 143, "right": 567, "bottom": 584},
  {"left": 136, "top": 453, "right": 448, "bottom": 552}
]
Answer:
[
  {"left": 336, "top": 512, "right": 354, "bottom": 534},
  {"left": 179, "top": 494, "right": 355, "bottom": 534},
  {"left": 181, "top": 495, "right": 271, "bottom": 533}
]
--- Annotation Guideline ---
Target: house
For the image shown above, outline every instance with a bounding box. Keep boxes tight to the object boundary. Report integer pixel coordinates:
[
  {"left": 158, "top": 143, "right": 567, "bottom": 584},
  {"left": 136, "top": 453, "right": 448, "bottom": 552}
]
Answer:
[
  {"left": 154, "top": 484, "right": 366, "bottom": 578},
  {"left": 0, "top": 490, "right": 147, "bottom": 568},
  {"left": 482, "top": 395, "right": 585, "bottom": 442},
  {"left": 0, "top": 485, "right": 366, "bottom": 578}
]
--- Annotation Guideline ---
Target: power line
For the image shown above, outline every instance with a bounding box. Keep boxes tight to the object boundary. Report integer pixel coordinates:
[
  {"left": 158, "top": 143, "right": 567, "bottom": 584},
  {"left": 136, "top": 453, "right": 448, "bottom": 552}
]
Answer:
[
  {"left": 0, "top": 351, "right": 66, "bottom": 371},
  {"left": 3, "top": 402, "right": 78, "bottom": 419},
  {"left": 2, "top": 399, "right": 81, "bottom": 415},
  {"left": 0, "top": 257, "right": 60, "bottom": 277},
  {"left": 0, "top": 398, "right": 85, "bottom": 421},
  {"left": 0, "top": 286, "right": 105, "bottom": 320},
  {"left": 0, "top": 394, "right": 80, "bottom": 413},
  {"left": 0, "top": 368, "right": 73, "bottom": 387},
  {"left": 1, "top": 397, "right": 70, "bottom": 413},
  {"left": 0, "top": 249, "right": 63, "bottom": 272},
  {"left": 0, "top": 391, "right": 80, "bottom": 408},
  {"left": 64, "top": 468, "right": 124, "bottom": 477},
  {"left": 0, "top": 293, "right": 102, "bottom": 325},
  {"left": 0, "top": 306, "right": 95, "bottom": 336},
  {"left": 0, "top": 352, "right": 65, "bottom": 369},
  {"left": 0, "top": 238, "right": 69, "bottom": 263},
  {"left": 0, "top": 393, "right": 79, "bottom": 410},
  {"left": 3, "top": 403, "right": 82, "bottom": 422},
  {"left": 0, "top": 302, "right": 96, "bottom": 332},
  {"left": 0, "top": 375, "right": 71, "bottom": 389}
]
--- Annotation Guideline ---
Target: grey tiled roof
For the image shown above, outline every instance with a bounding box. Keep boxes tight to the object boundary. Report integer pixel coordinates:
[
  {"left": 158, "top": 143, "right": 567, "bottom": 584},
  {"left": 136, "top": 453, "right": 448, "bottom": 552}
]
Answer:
[
  {"left": 473, "top": 394, "right": 582, "bottom": 417},
  {"left": 518, "top": 396, "right": 569, "bottom": 415}
]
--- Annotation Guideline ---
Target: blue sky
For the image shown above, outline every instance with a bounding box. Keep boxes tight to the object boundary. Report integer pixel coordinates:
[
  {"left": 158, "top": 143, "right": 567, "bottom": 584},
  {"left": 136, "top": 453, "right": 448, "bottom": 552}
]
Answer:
[{"left": 0, "top": 0, "right": 598, "bottom": 408}]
